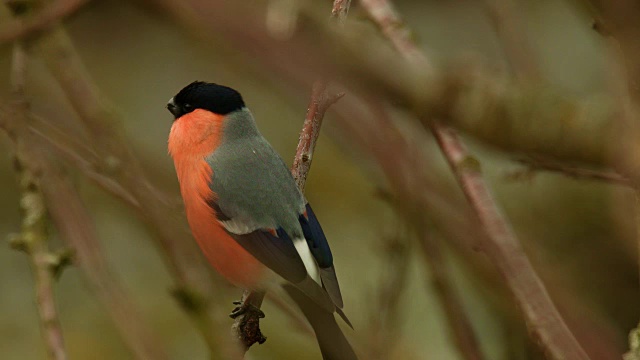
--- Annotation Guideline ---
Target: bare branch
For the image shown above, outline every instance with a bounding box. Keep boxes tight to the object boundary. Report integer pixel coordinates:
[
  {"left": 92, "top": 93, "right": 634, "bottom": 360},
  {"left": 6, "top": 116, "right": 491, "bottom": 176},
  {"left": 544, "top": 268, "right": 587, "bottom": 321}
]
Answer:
[
  {"left": 292, "top": 0, "right": 350, "bottom": 191},
  {"left": 480, "top": 0, "right": 541, "bottom": 79},
  {"left": 0, "top": 0, "right": 90, "bottom": 45},
  {"left": 42, "top": 166, "right": 171, "bottom": 360},
  {"left": 367, "top": 231, "right": 411, "bottom": 360},
  {"left": 234, "top": 0, "right": 351, "bottom": 351},
  {"left": 361, "top": 0, "right": 589, "bottom": 359},
  {"left": 0, "top": 4, "right": 243, "bottom": 358},
  {"left": 508, "top": 158, "right": 630, "bottom": 186},
  {"left": 417, "top": 227, "right": 485, "bottom": 360},
  {"left": 5, "top": 40, "right": 68, "bottom": 360},
  {"left": 431, "top": 125, "right": 589, "bottom": 360}
]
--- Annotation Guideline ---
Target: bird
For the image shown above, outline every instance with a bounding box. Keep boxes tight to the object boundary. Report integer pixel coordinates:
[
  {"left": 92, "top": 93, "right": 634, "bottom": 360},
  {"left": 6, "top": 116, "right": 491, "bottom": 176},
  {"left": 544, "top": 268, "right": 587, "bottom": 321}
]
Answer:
[{"left": 167, "top": 81, "right": 357, "bottom": 360}]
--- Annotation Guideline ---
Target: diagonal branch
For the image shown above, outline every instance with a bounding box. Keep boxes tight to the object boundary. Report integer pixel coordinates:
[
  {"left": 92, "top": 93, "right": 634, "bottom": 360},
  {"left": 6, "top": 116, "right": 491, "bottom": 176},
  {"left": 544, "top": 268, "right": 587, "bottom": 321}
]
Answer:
[
  {"left": 431, "top": 125, "right": 589, "bottom": 360},
  {"left": 508, "top": 158, "right": 630, "bottom": 186},
  {"left": 233, "top": 0, "right": 351, "bottom": 351},
  {"left": 0, "top": 3, "right": 241, "bottom": 358},
  {"left": 360, "top": 0, "right": 589, "bottom": 359},
  {"left": 41, "top": 164, "right": 171, "bottom": 360},
  {"left": 0, "top": 0, "right": 90, "bottom": 45}
]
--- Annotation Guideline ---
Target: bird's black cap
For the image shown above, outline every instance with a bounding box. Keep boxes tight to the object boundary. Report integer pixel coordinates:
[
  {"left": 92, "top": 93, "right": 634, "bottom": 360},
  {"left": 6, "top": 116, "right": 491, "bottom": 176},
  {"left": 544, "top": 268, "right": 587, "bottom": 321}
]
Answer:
[{"left": 167, "top": 81, "right": 245, "bottom": 119}]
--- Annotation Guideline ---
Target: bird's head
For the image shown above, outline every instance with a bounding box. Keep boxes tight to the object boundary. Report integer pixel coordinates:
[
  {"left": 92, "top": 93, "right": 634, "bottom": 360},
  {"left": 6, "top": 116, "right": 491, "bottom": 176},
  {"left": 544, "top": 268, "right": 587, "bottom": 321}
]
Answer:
[
  {"left": 167, "top": 81, "right": 257, "bottom": 159},
  {"left": 167, "top": 81, "right": 245, "bottom": 119}
]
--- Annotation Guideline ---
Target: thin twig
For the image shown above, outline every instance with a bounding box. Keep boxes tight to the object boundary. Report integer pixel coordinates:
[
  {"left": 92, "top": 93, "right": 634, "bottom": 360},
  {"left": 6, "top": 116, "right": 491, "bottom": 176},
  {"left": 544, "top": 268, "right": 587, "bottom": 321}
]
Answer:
[
  {"left": 417, "top": 227, "right": 485, "bottom": 360},
  {"left": 141, "top": 0, "right": 631, "bottom": 183},
  {"left": 6, "top": 40, "right": 68, "bottom": 360},
  {"left": 0, "top": 4, "right": 240, "bottom": 358},
  {"left": 508, "top": 158, "right": 630, "bottom": 186},
  {"left": 0, "top": 0, "right": 90, "bottom": 45},
  {"left": 361, "top": 1, "right": 589, "bottom": 359},
  {"left": 431, "top": 125, "right": 589, "bottom": 360},
  {"left": 41, "top": 166, "right": 171, "bottom": 360},
  {"left": 480, "top": 0, "right": 541, "bottom": 79},
  {"left": 292, "top": 0, "right": 350, "bottom": 191},
  {"left": 44, "top": 17, "right": 231, "bottom": 359},
  {"left": 368, "top": 230, "right": 411, "bottom": 360},
  {"left": 3, "top": 19, "right": 169, "bottom": 358},
  {"left": 359, "top": 2, "right": 485, "bottom": 359},
  {"left": 233, "top": 0, "right": 351, "bottom": 351}
]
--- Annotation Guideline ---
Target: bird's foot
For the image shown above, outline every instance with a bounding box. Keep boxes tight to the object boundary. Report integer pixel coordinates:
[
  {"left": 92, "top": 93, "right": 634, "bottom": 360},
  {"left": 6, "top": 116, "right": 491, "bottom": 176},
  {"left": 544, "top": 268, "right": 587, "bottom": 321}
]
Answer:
[{"left": 230, "top": 299, "right": 265, "bottom": 319}]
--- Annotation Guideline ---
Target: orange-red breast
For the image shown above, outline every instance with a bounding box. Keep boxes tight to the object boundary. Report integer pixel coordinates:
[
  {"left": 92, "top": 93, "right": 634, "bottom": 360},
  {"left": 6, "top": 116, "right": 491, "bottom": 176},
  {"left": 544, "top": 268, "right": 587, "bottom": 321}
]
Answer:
[{"left": 167, "top": 81, "right": 356, "bottom": 359}]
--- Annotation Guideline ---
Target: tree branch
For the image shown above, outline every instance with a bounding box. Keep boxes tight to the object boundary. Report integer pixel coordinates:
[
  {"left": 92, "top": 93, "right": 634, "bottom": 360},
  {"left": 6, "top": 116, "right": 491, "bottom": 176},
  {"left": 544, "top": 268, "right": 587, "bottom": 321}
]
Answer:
[
  {"left": 432, "top": 125, "right": 589, "bottom": 360},
  {"left": 0, "top": 3, "right": 242, "bottom": 358},
  {"left": 42, "top": 165, "right": 171, "bottom": 360},
  {"left": 6, "top": 39, "right": 68, "bottom": 360},
  {"left": 508, "top": 158, "right": 630, "bottom": 186},
  {"left": 480, "top": 0, "right": 541, "bottom": 79},
  {"left": 361, "top": 0, "right": 589, "bottom": 359},
  {"left": 0, "top": 0, "right": 90, "bottom": 45},
  {"left": 233, "top": 0, "right": 351, "bottom": 351}
]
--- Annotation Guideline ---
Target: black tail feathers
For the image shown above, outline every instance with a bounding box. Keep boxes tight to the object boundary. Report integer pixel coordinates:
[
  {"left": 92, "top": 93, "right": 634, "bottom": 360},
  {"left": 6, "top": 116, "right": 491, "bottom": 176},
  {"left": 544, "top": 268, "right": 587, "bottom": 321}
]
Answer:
[{"left": 283, "top": 285, "right": 358, "bottom": 360}]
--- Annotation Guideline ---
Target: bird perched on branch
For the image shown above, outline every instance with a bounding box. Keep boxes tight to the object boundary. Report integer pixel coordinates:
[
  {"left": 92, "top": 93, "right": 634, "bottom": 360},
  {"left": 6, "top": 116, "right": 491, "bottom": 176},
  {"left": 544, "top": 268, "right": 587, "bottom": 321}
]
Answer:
[{"left": 167, "top": 81, "right": 357, "bottom": 360}]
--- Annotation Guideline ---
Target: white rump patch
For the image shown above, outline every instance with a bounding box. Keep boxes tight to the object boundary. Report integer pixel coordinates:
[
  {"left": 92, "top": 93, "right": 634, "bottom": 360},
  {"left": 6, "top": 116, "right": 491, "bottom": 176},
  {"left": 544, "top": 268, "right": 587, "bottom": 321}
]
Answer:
[
  {"left": 293, "top": 238, "right": 320, "bottom": 284},
  {"left": 219, "top": 218, "right": 259, "bottom": 235}
]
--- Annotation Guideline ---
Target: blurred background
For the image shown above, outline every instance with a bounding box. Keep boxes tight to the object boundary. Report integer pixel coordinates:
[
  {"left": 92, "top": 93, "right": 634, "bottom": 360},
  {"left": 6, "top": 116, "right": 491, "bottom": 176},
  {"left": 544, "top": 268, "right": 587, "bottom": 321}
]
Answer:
[{"left": 0, "top": 0, "right": 638, "bottom": 359}]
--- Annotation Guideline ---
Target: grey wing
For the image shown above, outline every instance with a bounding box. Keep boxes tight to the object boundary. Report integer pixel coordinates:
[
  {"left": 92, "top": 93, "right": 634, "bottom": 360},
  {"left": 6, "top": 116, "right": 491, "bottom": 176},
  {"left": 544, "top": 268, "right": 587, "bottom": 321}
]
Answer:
[{"left": 206, "top": 136, "right": 305, "bottom": 233}]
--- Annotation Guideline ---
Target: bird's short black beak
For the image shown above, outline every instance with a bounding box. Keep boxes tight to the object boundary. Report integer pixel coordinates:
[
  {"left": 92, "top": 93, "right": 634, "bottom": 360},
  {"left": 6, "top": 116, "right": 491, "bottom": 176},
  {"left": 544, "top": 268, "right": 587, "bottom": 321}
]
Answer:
[{"left": 167, "top": 97, "right": 180, "bottom": 118}]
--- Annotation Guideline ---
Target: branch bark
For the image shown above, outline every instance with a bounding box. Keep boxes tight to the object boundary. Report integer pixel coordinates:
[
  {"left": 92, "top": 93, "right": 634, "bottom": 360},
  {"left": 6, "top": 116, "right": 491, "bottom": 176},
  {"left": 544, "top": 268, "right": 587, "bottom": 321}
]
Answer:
[
  {"left": 0, "top": 3, "right": 240, "bottom": 358},
  {"left": 417, "top": 227, "right": 485, "bottom": 360},
  {"left": 0, "top": 0, "right": 90, "bottom": 44},
  {"left": 361, "top": 0, "right": 589, "bottom": 359},
  {"left": 432, "top": 125, "right": 589, "bottom": 360},
  {"left": 233, "top": 0, "right": 351, "bottom": 352},
  {"left": 6, "top": 40, "right": 68, "bottom": 360}
]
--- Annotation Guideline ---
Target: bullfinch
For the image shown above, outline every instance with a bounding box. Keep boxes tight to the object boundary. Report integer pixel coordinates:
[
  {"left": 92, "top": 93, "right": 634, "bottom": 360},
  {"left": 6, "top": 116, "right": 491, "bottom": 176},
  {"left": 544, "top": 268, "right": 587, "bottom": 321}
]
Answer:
[{"left": 167, "top": 81, "right": 357, "bottom": 359}]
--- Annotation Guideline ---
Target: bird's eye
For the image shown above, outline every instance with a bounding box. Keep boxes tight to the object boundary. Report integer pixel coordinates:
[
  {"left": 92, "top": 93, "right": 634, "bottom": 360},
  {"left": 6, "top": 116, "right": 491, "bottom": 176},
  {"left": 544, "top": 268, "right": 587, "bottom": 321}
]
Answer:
[{"left": 183, "top": 103, "right": 193, "bottom": 111}]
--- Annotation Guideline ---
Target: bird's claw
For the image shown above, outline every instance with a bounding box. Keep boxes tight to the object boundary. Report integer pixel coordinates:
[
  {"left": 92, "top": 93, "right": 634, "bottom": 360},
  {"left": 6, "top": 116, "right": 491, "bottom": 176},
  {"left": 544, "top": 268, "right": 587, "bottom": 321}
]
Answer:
[{"left": 229, "top": 301, "right": 265, "bottom": 319}]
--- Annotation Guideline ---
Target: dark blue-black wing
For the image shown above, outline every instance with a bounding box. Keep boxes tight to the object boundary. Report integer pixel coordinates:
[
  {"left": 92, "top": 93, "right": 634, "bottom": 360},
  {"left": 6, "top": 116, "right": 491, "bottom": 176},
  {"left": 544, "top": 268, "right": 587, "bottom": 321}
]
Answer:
[
  {"left": 207, "top": 199, "right": 336, "bottom": 312},
  {"left": 300, "top": 204, "right": 344, "bottom": 309}
]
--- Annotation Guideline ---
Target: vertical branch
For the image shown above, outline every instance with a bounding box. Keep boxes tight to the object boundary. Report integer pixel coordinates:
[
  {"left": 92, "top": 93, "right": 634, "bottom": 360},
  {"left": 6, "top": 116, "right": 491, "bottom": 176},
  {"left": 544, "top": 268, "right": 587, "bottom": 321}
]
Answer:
[
  {"left": 417, "top": 227, "right": 485, "bottom": 360},
  {"left": 359, "top": 2, "right": 484, "bottom": 360},
  {"left": 480, "top": 0, "right": 541, "bottom": 79},
  {"left": 11, "top": 148, "right": 68, "bottom": 360},
  {"left": 292, "top": 0, "right": 350, "bottom": 191},
  {"left": 4, "top": 9, "right": 240, "bottom": 358},
  {"left": 41, "top": 168, "right": 171, "bottom": 360},
  {"left": 234, "top": 0, "right": 351, "bottom": 351},
  {"left": 361, "top": 1, "right": 589, "bottom": 359},
  {"left": 367, "top": 228, "right": 411, "bottom": 359},
  {"left": 7, "top": 40, "right": 68, "bottom": 360},
  {"left": 430, "top": 127, "right": 588, "bottom": 360}
]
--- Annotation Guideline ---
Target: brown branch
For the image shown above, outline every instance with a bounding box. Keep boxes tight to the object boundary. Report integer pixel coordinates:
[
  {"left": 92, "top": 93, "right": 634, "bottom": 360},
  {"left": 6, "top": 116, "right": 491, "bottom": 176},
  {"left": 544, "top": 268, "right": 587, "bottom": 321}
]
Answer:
[
  {"left": 361, "top": 1, "right": 589, "bottom": 359},
  {"left": 10, "top": 140, "right": 69, "bottom": 360},
  {"left": 6, "top": 40, "right": 68, "bottom": 360},
  {"left": 42, "top": 166, "right": 171, "bottom": 360},
  {"left": 330, "top": 80, "right": 624, "bottom": 360},
  {"left": 292, "top": 82, "right": 345, "bottom": 191},
  {"left": 367, "top": 230, "right": 412, "bottom": 360},
  {"left": 480, "top": 0, "right": 541, "bottom": 79},
  {"left": 0, "top": 0, "right": 90, "bottom": 45},
  {"left": 0, "top": 4, "right": 242, "bottom": 358},
  {"left": 233, "top": 0, "right": 352, "bottom": 351},
  {"left": 431, "top": 124, "right": 589, "bottom": 360},
  {"left": 508, "top": 158, "right": 630, "bottom": 186},
  {"left": 2, "top": 11, "right": 168, "bottom": 357},
  {"left": 25, "top": 122, "right": 141, "bottom": 207},
  {"left": 417, "top": 227, "right": 485, "bottom": 360},
  {"left": 360, "top": 2, "right": 485, "bottom": 359}
]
